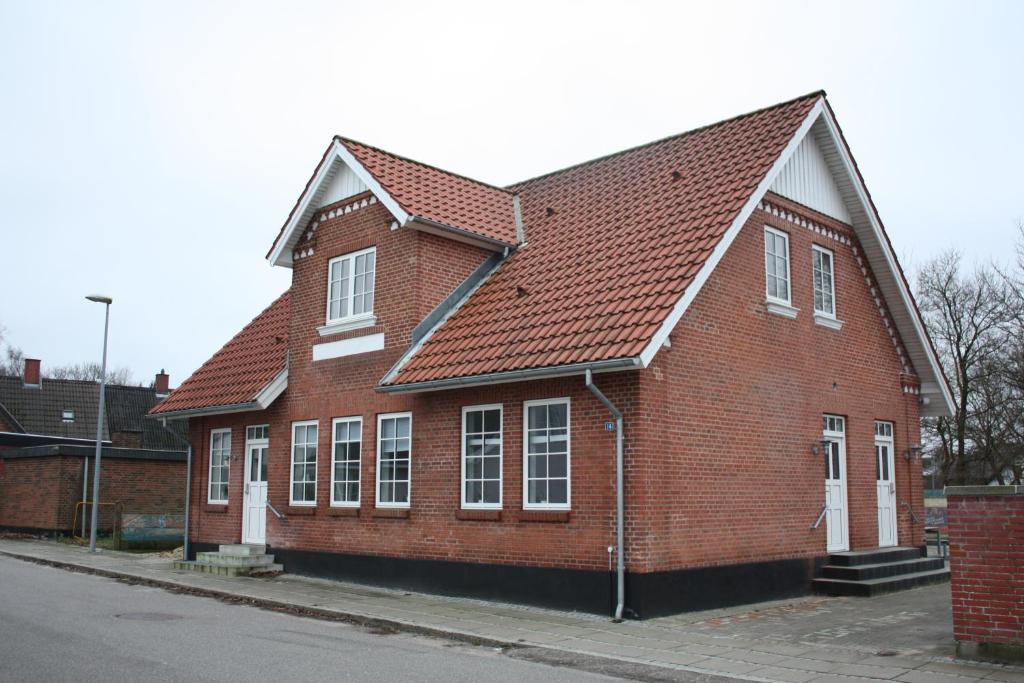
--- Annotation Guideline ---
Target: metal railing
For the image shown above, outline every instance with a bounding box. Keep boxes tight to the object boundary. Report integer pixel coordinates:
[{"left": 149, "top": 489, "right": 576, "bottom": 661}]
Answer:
[
  {"left": 901, "top": 500, "right": 920, "bottom": 524},
  {"left": 266, "top": 499, "right": 286, "bottom": 521},
  {"left": 810, "top": 503, "right": 828, "bottom": 530}
]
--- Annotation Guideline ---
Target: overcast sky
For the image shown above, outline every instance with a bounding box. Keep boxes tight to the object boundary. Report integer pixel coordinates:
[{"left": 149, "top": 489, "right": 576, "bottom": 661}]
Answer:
[{"left": 1, "top": 1, "right": 1021, "bottom": 385}]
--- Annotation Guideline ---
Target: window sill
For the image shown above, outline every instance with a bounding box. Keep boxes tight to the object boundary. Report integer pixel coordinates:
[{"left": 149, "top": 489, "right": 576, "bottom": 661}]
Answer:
[
  {"left": 204, "top": 504, "right": 228, "bottom": 513},
  {"left": 766, "top": 300, "right": 799, "bottom": 319},
  {"left": 814, "top": 314, "right": 844, "bottom": 331},
  {"left": 318, "top": 315, "right": 377, "bottom": 337},
  {"left": 372, "top": 507, "right": 410, "bottom": 519},
  {"left": 286, "top": 505, "right": 317, "bottom": 516},
  {"left": 327, "top": 506, "right": 360, "bottom": 517},
  {"left": 519, "top": 510, "right": 570, "bottom": 523},
  {"left": 456, "top": 509, "right": 502, "bottom": 521}
]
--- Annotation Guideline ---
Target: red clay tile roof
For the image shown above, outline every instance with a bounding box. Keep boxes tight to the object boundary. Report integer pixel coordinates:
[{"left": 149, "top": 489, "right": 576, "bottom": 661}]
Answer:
[
  {"left": 150, "top": 293, "right": 290, "bottom": 415},
  {"left": 384, "top": 93, "right": 821, "bottom": 386},
  {"left": 339, "top": 137, "right": 518, "bottom": 246}
]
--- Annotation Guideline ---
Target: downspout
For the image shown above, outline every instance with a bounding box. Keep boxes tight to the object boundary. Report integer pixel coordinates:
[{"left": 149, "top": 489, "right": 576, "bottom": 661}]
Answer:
[
  {"left": 585, "top": 368, "right": 625, "bottom": 622},
  {"left": 159, "top": 418, "right": 192, "bottom": 562}
]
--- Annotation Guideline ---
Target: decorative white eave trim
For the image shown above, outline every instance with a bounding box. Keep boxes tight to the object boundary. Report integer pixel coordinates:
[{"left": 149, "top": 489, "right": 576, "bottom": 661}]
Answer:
[
  {"left": 268, "top": 139, "right": 410, "bottom": 268},
  {"left": 268, "top": 139, "right": 513, "bottom": 267},
  {"left": 636, "top": 96, "right": 955, "bottom": 418},
  {"left": 254, "top": 367, "right": 288, "bottom": 408}
]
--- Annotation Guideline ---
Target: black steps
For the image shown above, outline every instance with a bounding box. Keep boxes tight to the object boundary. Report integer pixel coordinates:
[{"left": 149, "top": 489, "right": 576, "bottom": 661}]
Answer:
[{"left": 813, "top": 546, "right": 949, "bottom": 597}]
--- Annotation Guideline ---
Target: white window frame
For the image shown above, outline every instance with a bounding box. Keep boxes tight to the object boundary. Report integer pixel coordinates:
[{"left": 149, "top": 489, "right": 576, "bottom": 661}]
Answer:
[
  {"left": 331, "top": 416, "right": 362, "bottom": 508},
  {"left": 812, "top": 244, "right": 837, "bottom": 318},
  {"left": 522, "top": 397, "right": 572, "bottom": 511},
  {"left": 325, "top": 247, "right": 376, "bottom": 328},
  {"left": 764, "top": 226, "right": 795, "bottom": 316},
  {"left": 289, "top": 420, "right": 319, "bottom": 507},
  {"left": 376, "top": 412, "right": 412, "bottom": 509},
  {"left": 461, "top": 404, "right": 503, "bottom": 510},
  {"left": 208, "top": 428, "right": 231, "bottom": 504}
]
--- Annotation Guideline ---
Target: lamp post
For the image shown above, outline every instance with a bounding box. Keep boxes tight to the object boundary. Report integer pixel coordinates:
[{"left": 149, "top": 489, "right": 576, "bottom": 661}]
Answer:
[{"left": 86, "top": 294, "right": 112, "bottom": 553}]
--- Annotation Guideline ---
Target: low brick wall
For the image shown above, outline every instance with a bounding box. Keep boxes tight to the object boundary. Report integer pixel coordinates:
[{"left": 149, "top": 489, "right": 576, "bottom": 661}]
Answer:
[{"left": 946, "top": 485, "right": 1024, "bottom": 662}]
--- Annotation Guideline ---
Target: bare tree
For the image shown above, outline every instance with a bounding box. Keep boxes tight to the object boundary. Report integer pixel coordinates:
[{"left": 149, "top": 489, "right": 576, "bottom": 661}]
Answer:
[
  {"left": 917, "top": 250, "right": 1021, "bottom": 485},
  {"left": 0, "top": 325, "right": 25, "bottom": 377},
  {"left": 46, "top": 362, "right": 134, "bottom": 386}
]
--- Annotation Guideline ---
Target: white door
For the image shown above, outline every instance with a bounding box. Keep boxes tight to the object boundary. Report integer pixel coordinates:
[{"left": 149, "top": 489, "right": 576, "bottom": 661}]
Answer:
[
  {"left": 242, "top": 438, "right": 268, "bottom": 545},
  {"left": 823, "top": 415, "right": 849, "bottom": 553},
  {"left": 875, "top": 422, "right": 898, "bottom": 547}
]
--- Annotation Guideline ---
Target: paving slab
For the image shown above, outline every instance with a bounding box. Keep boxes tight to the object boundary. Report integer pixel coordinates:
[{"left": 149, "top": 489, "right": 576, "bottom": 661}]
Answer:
[{"left": 1, "top": 538, "right": 1021, "bottom": 683}]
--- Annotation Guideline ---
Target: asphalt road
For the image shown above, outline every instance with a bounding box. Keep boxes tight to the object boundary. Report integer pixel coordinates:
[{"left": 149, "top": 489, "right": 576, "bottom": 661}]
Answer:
[{"left": 0, "top": 555, "right": 618, "bottom": 683}]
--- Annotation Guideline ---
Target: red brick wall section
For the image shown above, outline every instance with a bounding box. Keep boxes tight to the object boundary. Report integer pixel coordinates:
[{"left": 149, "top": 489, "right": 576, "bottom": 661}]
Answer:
[
  {"left": 947, "top": 488, "right": 1024, "bottom": 653},
  {"left": 186, "top": 191, "right": 926, "bottom": 576},
  {"left": 0, "top": 455, "right": 184, "bottom": 533},
  {"left": 0, "top": 457, "right": 65, "bottom": 530},
  {"left": 632, "top": 195, "right": 923, "bottom": 572}
]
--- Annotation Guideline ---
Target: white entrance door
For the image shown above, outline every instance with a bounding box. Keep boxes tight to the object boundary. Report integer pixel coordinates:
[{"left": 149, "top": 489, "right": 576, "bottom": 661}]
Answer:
[
  {"left": 242, "top": 427, "right": 269, "bottom": 545},
  {"left": 823, "top": 415, "right": 849, "bottom": 552},
  {"left": 875, "top": 421, "right": 898, "bottom": 547}
]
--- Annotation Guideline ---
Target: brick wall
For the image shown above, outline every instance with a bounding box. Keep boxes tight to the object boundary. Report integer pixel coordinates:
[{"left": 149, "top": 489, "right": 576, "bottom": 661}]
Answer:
[
  {"left": 630, "top": 195, "right": 924, "bottom": 572},
  {"left": 947, "top": 487, "right": 1024, "bottom": 660},
  {"left": 0, "top": 454, "right": 185, "bottom": 533},
  {"left": 187, "top": 190, "right": 925, "bottom": 580}
]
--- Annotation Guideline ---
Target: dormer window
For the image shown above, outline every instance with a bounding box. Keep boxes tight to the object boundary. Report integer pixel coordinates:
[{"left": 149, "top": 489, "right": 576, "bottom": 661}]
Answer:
[{"left": 324, "top": 247, "right": 376, "bottom": 333}]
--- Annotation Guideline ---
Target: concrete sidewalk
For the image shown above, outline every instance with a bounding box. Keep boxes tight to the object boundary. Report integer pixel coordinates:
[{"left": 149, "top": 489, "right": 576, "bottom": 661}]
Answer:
[{"left": 1, "top": 539, "right": 1021, "bottom": 683}]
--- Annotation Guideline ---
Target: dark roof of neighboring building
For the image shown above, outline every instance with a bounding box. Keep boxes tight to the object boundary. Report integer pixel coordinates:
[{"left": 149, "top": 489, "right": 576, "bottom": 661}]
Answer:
[
  {"left": 2, "top": 444, "right": 186, "bottom": 462},
  {"left": 0, "top": 376, "right": 110, "bottom": 441},
  {"left": 0, "top": 375, "right": 185, "bottom": 450},
  {"left": 106, "top": 385, "right": 186, "bottom": 450},
  {"left": 149, "top": 292, "right": 290, "bottom": 416}
]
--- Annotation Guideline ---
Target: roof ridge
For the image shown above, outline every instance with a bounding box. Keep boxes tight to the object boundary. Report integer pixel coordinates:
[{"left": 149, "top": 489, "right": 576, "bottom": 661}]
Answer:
[
  {"left": 335, "top": 136, "right": 514, "bottom": 196},
  {"left": 506, "top": 90, "right": 826, "bottom": 188}
]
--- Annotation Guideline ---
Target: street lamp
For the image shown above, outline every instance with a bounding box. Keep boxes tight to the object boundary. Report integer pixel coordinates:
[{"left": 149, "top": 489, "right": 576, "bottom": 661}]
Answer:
[{"left": 86, "top": 294, "right": 112, "bottom": 553}]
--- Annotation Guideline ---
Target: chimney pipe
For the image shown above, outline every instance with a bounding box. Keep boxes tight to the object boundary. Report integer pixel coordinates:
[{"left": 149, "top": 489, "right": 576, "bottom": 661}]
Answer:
[
  {"left": 24, "top": 358, "right": 41, "bottom": 387},
  {"left": 155, "top": 369, "right": 170, "bottom": 396}
]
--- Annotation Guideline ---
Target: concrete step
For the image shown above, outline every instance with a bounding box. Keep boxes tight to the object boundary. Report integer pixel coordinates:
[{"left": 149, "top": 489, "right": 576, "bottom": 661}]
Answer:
[
  {"left": 826, "top": 546, "right": 925, "bottom": 567},
  {"left": 195, "top": 552, "right": 275, "bottom": 568},
  {"left": 173, "top": 560, "right": 283, "bottom": 577},
  {"left": 819, "top": 557, "right": 946, "bottom": 581},
  {"left": 217, "top": 544, "right": 266, "bottom": 557},
  {"left": 812, "top": 567, "right": 950, "bottom": 597}
]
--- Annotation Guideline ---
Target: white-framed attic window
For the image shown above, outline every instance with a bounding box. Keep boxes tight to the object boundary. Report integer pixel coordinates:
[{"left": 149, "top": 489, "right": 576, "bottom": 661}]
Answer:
[
  {"left": 324, "top": 247, "right": 376, "bottom": 333},
  {"left": 764, "top": 226, "right": 798, "bottom": 318}
]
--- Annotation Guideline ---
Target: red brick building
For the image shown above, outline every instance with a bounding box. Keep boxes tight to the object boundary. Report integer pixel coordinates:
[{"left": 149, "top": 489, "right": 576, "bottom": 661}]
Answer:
[
  {"left": 151, "top": 92, "right": 953, "bottom": 617},
  {"left": 0, "top": 364, "right": 186, "bottom": 535}
]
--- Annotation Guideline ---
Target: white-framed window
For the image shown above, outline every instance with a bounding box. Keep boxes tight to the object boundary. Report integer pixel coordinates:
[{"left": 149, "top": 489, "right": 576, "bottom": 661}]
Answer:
[
  {"left": 376, "top": 412, "right": 411, "bottom": 508},
  {"left": 61, "top": 410, "right": 74, "bottom": 423},
  {"left": 523, "top": 398, "right": 571, "bottom": 510},
  {"left": 875, "top": 420, "right": 894, "bottom": 481},
  {"left": 208, "top": 428, "right": 231, "bottom": 504},
  {"left": 461, "top": 404, "right": 502, "bottom": 509},
  {"left": 290, "top": 420, "right": 319, "bottom": 506},
  {"left": 246, "top": 424, "right": 269, "bottom": 442},
  {"left": 812, "top": 245, "right": 836, "bottom": 317},
  {"left": 764, "top": 226, "right": 792, "bottom": 305},
  {"left": 331, "top": 417, "right": 362, "bottom": 507},
  {"left": 327, "top": 247, "right": 376, "bottom": 324}
]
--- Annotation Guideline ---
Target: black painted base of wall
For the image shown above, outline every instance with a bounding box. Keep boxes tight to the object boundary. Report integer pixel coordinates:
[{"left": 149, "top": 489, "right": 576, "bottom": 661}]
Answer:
[
  {"left": 627, "top": 556, "right": 828, "bottom": 618},
  {"left": 186, "top": 541, "right": 825, "bottom": 618}
]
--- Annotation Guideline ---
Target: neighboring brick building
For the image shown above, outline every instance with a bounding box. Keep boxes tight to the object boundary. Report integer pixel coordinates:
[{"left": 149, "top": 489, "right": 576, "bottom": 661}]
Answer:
[
  {"left": 0, "top": 364, "right": 186, "bottom": 534},
  {"left": 151, "top": 92, "right": 954, "bottom": 617},
  {"left": 946, "top": 486, "right": 1024, "bottom": 662}
]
